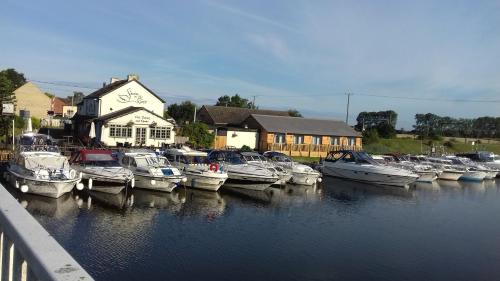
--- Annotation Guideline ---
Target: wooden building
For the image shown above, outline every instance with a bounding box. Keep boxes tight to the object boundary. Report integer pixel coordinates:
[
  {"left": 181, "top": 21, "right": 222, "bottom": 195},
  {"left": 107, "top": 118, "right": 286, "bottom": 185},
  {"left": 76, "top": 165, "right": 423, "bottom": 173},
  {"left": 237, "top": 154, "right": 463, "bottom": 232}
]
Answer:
[
  {"left": 196, "top": 105, "right": 290, "bottom": 149},
  {"left": 244, "top": 114, "right": 362, "bottom": 157}
]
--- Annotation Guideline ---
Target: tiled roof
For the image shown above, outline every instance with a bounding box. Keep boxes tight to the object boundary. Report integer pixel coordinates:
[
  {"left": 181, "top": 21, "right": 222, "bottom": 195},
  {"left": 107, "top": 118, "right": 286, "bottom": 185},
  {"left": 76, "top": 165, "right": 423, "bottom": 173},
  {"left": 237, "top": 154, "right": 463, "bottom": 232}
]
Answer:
[
  {"left": 200, "top": 105, "right": 289, "bottom": 126},
  {"left": 247, "top": 114, "right": 361, "bottom": 137}
]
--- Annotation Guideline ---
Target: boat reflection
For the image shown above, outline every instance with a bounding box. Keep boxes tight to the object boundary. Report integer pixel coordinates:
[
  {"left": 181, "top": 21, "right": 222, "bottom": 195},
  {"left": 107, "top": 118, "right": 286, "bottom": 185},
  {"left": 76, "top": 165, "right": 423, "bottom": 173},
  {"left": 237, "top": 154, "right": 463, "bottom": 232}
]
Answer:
[
  {"left": 128, "top": 189, "right": 184, "bottom": 213},
  {"left": 178, "top": 189, "right": 226, "bottom": 219},
  {"left": 322, "top": 177, "right": 415, "bottom": 203},
  {"left": 15, "top": 192, "right": 79, "bottom": 219},
  {"left": 87, "top": 187, "right": 129, "bottom": 210}
]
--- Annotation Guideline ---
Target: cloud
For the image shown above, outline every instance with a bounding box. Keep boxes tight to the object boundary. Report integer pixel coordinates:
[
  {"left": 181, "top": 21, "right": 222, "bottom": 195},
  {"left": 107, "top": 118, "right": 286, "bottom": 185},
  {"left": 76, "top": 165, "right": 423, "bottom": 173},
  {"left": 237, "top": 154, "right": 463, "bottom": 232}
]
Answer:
[{"left": 246, "top": 33, "right": 290, "bottom": 60}]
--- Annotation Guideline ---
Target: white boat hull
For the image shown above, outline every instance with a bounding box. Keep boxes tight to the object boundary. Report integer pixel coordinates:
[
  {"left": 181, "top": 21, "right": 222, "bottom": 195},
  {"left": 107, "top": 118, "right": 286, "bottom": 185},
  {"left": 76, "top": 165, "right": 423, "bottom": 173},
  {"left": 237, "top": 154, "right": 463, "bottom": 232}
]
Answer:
[
  {"left": 321, "top": 165, "right": 418, "bottom": 187},
  {"left": 185, "top": 172, "right": 227, "bottom": 191},
  {"left": 289, "top": 171, "right": 321, "bottom": 186},
  {"left": 7, "top": 170, "right": 78, "bottom": 198},
  {"left": 415, "top": 171, "right": 438, "bottom": 183},
  {"left": 438, "top": 171, "right": 463, "bottom": 181},
  {"left": 133, "top": 173, "right": 182, "bottom": 192}
]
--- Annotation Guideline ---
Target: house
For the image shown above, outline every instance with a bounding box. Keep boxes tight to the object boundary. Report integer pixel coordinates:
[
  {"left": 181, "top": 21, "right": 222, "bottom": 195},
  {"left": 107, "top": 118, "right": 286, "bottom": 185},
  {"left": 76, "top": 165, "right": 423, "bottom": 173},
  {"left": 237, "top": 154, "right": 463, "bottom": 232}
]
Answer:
[
  {"left": 13, "top": 82, "right": 52, "bottom": 118},
  {"left": 62, "top": 105, "right": 77, "bottom": 118},
  {"left": 72, "top": 74, "right": 175, "bottom": 147},
  {"left": 244, "top": 114, "right": 362, "bottom": 157},
  {"left": 52, "top": 97, "right": 67, "bottom": 116},
  {"left": 196, "top": 105, "right": 290, "bottom": 149}
]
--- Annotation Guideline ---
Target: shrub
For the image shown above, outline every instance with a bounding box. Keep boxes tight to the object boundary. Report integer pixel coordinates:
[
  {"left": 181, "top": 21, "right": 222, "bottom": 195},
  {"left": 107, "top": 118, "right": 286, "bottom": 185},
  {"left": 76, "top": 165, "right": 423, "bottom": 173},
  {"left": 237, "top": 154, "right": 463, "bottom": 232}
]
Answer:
[
  {"left": 363, "top": 129, "right": 380, "bottom": 145},
  {"left": 240, "top": 145, "right": 252, "bottom": 152}
]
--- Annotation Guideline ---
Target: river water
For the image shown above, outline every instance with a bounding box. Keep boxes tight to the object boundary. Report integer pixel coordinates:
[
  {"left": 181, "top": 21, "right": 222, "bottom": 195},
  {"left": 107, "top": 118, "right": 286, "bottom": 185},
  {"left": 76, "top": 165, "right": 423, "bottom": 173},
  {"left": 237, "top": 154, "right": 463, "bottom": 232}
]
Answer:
[{"left": 7, "top": 178, "right": 500, "bottom": 281}]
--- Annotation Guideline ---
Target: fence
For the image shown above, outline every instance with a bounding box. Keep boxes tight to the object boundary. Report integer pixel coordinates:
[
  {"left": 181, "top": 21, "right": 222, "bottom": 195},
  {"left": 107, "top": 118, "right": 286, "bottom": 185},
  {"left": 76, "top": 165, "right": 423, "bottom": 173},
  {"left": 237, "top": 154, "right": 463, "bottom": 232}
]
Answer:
[
  {"left": 266, "top": 143, "right": 362, "bottom": 157},
  {"left": 0, "top": 183, "right": 94, "bottom": 281}
]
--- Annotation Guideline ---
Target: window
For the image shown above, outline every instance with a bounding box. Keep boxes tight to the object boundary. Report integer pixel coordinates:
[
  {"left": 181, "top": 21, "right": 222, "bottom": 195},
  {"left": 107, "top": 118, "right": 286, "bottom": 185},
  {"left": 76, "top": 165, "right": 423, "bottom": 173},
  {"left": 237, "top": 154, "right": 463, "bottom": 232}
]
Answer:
[
  {"left": 330, "top": 137, "right": 340, "bottom": 145},
  {"left": 150, "top": 127, "right": 171, "bottom": 140},
  {"left": 274, "top": 133, "right": 285, "bottom": 144},
  {"left": 293, "top": 135, "right": 304, "bottom": 144},
  {"left": 312, "top": 136, "right": 322, "bottom": 145},
  {"left": 348, "top": 137, "right": 356, "bottom": 146},
  {"left": 109, "top": 125, "right": 132, "bottom": 138}
]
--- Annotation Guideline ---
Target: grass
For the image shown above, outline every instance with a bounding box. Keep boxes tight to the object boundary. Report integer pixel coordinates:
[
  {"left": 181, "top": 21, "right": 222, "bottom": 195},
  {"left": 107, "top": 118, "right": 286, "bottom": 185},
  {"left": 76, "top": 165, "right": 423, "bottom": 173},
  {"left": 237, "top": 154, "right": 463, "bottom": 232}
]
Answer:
[
  {"left": 364, "top": 138, "right": 500, "bottom": 155},
  {"left": 291, "top": 156, "right": 321, "bottom": 164}
]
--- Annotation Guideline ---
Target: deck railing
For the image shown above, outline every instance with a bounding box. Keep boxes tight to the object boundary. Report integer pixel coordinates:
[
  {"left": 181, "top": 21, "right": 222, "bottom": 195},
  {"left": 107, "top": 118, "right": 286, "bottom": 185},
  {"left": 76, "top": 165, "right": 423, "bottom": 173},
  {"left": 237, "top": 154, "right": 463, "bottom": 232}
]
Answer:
[
  {"left": 266, "top": 143, "right": 362, "bottom": 157},
  {"left": 0, "top": 183, "right": 94, "bottom": 281}
]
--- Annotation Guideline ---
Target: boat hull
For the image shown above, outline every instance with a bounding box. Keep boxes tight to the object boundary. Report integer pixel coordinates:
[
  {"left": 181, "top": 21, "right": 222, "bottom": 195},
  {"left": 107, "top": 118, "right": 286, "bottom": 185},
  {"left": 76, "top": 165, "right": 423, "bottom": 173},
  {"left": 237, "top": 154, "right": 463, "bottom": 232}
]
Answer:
[
  {"left": 224, "top": 172, "right": 278, "bottom": 191},
  {"left": 438, "top": 171, "right": 463, "bottom": 181},
  {"left": 289, "top": 171, "right": 321, "bottom": 186},
  {"left": 7, "top": 170, "right": 78, "bottom": 198},
  {"left": 459, "top": 171, "right": 486, "bottom": 182},
  {"left": 185, "top": 172, "right": 227, "bottom": 191},
  {"left": 415, "top": 171, "right": 438, "bottom": 183},
  {"left": 322, "top": 166, "right": 418, "bottom": 187},
  {"left": 81, "top": 179, "right": 126, "bottom": 194},
  {"left": 133, "top": 173, "right": 182, "bottom": 192}
]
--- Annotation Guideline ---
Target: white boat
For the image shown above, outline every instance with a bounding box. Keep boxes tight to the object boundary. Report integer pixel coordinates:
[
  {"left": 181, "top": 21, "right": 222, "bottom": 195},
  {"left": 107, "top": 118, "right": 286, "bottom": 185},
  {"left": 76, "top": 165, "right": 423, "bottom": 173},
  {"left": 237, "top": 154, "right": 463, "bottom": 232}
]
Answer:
[
  {"left": 117, "top": 150, "right": 186, "bottom": 192},
  {"left": 163, "top": 147, "right": 228, "bottom": 191},
  {"left": 456, "top": 152, "right": 500, "bottom": 177},
  {"left": 320, "top": 150, "right": 418, "bottom": 187},
  {"left": 5, "top": 133, "right": 82, "bottom": 198},
  {"left": 447, "top": 156, "right": 495, "bottom": 181},
  {"left": 207, "top": 150, "right": 279, "bottom": 191},
  {"left": 69, "top": 149, "right": 134, "bottom": 194},
  {"left": 240, "top": 151, "right": 292, "bottom": 185},
  {"left": 263, "top": 151, "right": 322, "bottom": 186},
  {"left": 382, "top": 155, "right": 439, "bottom": 183},
  {"left": 425, "top": 157, "right": 465, "bottom": 181}
]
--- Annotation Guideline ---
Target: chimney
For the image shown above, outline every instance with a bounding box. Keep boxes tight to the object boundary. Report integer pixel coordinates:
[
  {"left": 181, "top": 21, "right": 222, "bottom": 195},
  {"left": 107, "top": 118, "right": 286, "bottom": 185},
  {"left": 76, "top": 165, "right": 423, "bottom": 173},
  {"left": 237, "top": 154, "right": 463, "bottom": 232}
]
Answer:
[
  {"left": 127, "top": 74, "right": 139, "bottom": 81},
  {"left": 110, "top": 77, "right": 120, "bottom": 84}
]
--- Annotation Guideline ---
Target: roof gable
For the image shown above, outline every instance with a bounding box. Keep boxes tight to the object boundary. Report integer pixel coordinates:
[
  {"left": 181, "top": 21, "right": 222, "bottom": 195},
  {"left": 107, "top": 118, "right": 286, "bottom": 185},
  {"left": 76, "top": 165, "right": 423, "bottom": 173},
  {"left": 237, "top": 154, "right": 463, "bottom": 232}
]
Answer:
[
  {"left": 96, "top": 106, "right": 169, "bottom": 124},
  {"left": 246, "top": 114, "right": 361, "bottom": 137},
  {"left": 84, "top": 79, "right": 165, "bottom": 103},
  {"left": 14, "top": 82, "right": 48, "bottom": 98}
]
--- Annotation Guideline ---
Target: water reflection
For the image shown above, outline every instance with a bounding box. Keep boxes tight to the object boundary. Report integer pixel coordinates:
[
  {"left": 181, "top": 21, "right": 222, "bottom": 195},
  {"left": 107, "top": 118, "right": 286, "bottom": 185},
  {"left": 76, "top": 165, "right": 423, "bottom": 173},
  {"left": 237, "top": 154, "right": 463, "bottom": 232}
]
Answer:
[
  {"left": 15, "top": 192, "right": 79, "bottom": 219},
  {"left": 322, "top": 177, "right": 416, "bottom": 203},
  {"left": 87, "top": 188, "right": 129, "bottom": 210},
  {"left": 178, "top": 189, "right": 226, "bottom": 218}
]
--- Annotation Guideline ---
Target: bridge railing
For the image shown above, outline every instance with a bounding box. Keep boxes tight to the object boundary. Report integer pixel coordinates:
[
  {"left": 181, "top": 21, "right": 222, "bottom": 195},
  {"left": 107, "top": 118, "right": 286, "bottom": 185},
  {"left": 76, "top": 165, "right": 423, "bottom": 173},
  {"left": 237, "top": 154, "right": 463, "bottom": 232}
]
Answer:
[{"left": 0, "top": 183, "right": 94, "bottom": 281}]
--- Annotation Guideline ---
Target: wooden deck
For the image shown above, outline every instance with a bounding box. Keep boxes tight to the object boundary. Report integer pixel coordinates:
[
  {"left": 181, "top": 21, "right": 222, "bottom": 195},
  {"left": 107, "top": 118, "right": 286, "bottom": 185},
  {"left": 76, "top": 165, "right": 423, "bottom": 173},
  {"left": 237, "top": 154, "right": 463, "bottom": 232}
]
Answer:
[{"left": 265, "top": 143, "right": 362, "bottom": 157}]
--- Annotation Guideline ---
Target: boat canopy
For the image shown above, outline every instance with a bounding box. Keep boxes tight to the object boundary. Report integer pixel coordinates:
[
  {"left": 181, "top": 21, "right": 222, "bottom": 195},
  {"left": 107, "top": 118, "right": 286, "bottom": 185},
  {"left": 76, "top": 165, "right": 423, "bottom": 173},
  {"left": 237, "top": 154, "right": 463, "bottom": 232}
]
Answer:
[
  {"left": 23, "top": 154, "right": 69, "bottom": 170},
  {"left": 325, "top": 150, "right": 380, "bottom": 165}
]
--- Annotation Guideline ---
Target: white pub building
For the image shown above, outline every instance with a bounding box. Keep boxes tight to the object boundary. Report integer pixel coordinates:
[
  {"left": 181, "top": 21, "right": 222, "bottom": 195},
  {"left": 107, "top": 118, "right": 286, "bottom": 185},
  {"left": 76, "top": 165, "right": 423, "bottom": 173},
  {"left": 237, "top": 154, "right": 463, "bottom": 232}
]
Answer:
[{"left": 73, "top": 74, "right": 175, "bottom": 147}]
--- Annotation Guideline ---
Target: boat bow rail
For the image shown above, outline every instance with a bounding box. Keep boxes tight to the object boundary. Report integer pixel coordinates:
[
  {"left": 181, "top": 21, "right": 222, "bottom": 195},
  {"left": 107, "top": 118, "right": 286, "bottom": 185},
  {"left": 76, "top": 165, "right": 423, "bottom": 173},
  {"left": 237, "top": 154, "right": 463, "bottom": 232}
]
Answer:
[{"left": 0, "top": 183, "right": 94, "bottom": 281}]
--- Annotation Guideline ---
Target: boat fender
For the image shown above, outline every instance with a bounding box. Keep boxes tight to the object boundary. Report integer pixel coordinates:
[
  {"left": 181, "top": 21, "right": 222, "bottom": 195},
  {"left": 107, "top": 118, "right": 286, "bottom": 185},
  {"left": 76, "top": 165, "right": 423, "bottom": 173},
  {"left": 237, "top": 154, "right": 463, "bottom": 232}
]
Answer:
[
  {"left": 151, "top": 179, "right": 156, "bottom": 185},
  {"left": 20, "top": 185, "right": 28, "bottom": 193},
  {"left": 209, "top": 163, "right": 219, "bottom": 172},
  {"left": 76, "top": 183, "right": 84, "bottom": 191},
  {"left": 317, "top": 177, "right": 323, "bottom": 183},
  {"left": 15, "top": 180, "right": 19, "bottom": 189},
  {"left": 131, "top": 177, "right": 135, "bottom": 188},
  {"left": 69, "top": 169, "right": 77, "bottom": 179},
  {"left": 88, "top": 178, "right": 93, "bottom": 190}
]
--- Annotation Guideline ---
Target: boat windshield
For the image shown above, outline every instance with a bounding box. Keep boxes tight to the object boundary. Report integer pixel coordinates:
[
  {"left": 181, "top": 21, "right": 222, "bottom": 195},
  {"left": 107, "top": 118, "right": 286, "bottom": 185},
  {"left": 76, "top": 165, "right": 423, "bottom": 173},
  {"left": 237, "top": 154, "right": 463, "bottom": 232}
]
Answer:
[
  {"left": 145, "top": 156, "right": 170, "bottom": 167},
  {"left": 179, "top": 155, "right": 207, "bottom": 164},
  {"left": 326, "top": 151, "right": 379, "bottom": 165}
]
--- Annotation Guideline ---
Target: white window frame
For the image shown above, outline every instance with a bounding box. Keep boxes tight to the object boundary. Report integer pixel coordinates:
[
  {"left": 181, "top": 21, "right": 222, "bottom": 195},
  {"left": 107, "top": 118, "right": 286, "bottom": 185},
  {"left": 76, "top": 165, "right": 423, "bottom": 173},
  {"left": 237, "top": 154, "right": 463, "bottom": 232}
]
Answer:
[
  {"left": 330, "top": 137, "right": 340, "bottom": 145},
  {"left": 274, "top": 133, "right": 285, "bottom": 144},
  {"left": 150, "top": 127, "right": 171, "bottom": 140},
  {"left": 109, "top": 124, "right": 132, "bottom": 138},
  {"left": 312, "top": 136, "right": 322, "bottom": 145},
  {"left": 293, "top": 135, "right": 304, "bottom": 144}
]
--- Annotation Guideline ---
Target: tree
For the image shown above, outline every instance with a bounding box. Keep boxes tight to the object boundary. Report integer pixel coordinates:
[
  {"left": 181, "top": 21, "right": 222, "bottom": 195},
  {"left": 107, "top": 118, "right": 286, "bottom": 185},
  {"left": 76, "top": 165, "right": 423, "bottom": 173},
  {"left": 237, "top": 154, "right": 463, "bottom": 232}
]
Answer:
[
  {"left": 0, "top": 73, "right": 15, "bottom": 139},
  {"left": 287, "top": 109, "right": 303, "bottom": 117},
  {"left": 362, "top": 129, "right": 380, "bottom": 145},
  {"left": 64, "top": 91, "right": 85, "bottom": 105},
  {"left": 0, "top": 68, "right": 26, "bottom": 89},
  {"left": 167, "top": 101, "right": 196, "bottom": 124},
  {"left": 355, "top": 110, "right": 398, "bottom": 131},
  {"left": 375, "top": 123, "right": 396, "bottom": 138},
  {"left": 215, "top": 94, "right": 254, "bottom": 108},
  {"left": 178, "top": 122, "right": 214, "bottom": 148}
]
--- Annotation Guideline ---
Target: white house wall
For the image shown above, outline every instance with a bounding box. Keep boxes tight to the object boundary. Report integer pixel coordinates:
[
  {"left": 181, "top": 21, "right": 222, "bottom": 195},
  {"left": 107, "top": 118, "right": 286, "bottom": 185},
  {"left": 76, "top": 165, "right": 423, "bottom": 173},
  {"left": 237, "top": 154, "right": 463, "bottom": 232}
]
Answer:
[
  {"left": 100, "top": 109, "right": 175, "bottom": 147},
  {"left": 226, "top": 130, "right": 257, "bottom": 149},
  {"left": 100, "top": 81, "right": 164, "bottom": 116}
]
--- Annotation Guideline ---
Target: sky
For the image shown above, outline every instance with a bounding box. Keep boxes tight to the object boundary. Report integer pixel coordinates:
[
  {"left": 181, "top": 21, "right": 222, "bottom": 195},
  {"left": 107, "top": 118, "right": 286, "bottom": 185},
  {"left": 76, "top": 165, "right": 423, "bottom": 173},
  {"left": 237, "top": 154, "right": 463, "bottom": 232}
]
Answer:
[{"left": 1, "top": 0, "right": 500, "bottom": 129}]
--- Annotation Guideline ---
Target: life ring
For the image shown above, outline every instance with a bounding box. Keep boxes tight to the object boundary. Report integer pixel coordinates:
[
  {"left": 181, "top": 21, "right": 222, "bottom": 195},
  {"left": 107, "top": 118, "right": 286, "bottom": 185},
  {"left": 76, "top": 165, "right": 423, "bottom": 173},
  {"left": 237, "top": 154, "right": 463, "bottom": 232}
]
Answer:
[
  {"left": 69, "top": 170, "right": 77, "bottom": 179},
  {"left": 209, "top": 163, "right": 219, "bottom": 172}
]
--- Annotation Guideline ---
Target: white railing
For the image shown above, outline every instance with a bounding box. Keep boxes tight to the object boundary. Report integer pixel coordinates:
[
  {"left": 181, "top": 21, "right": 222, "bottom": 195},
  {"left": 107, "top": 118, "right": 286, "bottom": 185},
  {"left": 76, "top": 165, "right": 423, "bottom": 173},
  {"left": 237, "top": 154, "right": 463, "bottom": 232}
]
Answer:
[{"left": 0, "top": 183, "right": 94, "bottom": 281}]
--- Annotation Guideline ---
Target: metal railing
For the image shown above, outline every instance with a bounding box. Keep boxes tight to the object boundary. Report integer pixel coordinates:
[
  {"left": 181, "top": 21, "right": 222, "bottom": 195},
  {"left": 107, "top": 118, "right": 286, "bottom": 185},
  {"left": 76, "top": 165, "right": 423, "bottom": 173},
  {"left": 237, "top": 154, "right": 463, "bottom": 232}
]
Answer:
[{"left": 0, "top": 183, "right": 94, "bottom": 281}]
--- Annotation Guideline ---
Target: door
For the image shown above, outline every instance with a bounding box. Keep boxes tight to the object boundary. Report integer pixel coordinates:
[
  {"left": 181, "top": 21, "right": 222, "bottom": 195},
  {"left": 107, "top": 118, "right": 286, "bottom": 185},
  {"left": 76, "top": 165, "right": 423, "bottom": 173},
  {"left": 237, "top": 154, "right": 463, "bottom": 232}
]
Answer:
[{"left": 135, "top": 127, "right": 146, "bottom": 146}]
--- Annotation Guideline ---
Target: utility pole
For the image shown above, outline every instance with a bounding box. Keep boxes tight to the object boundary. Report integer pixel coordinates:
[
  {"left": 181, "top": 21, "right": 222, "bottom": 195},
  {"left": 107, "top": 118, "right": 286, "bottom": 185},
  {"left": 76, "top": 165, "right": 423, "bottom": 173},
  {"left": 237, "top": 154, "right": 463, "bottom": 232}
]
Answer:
[
  {"left": 345, "top": 92, "right": 351, "bottom": 124},
  {"left": 252, "top": 95, "right": 256, "bottom": 109},
  {"left": 193, "top": 106, "right": 197, "bottom": 123}
]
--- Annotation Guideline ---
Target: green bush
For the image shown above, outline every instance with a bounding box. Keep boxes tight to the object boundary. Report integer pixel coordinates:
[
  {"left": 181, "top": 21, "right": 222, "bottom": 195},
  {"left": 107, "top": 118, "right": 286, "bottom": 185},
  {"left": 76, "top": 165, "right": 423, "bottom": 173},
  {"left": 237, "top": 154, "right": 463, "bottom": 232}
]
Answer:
[
  {"left": 240, "top": 145, "right": 252, "bottom": 152},
  {"left": 362, "top": 129, "right": 380, "bottom": 145}
]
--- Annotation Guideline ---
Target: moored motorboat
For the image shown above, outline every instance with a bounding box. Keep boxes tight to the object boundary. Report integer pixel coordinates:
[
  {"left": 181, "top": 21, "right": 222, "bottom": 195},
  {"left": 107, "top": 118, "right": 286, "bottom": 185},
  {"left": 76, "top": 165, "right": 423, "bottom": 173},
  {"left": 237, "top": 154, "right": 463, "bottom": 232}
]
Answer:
[
  {"left": 164, "top": 147, "right": 228, "bottom": 191},
  {"left": 241, "top": 151, "right": 292, "bottom": 185},
  {"left": 263, "top": 151, "right": 322, "bottom": 185},
  {"left": 320, "top": 150, "right": 418, "bottom": 187},
  {"left": 117, "top": 150, "right": 186, "bottom": 192},
  {"left": 5, "top": 133, "right": 82, "bottom": 198},
  {"left": 207, "top": 150, "right": 279, "bottom": 191},
  {"left": 70, "top": 149, "right": 134, "bottom": 194}
]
